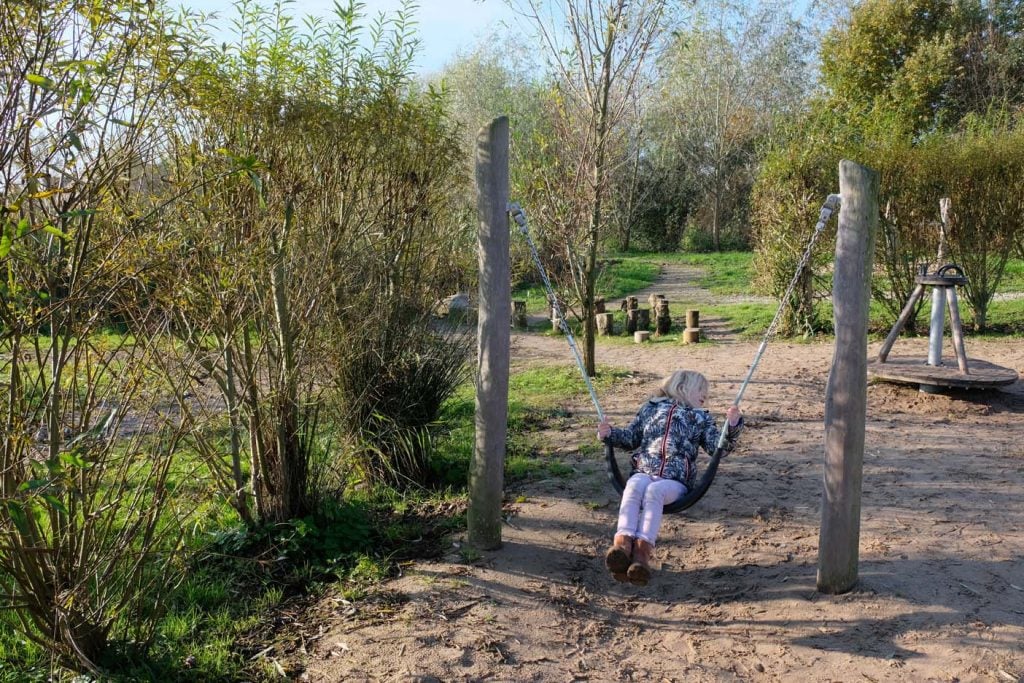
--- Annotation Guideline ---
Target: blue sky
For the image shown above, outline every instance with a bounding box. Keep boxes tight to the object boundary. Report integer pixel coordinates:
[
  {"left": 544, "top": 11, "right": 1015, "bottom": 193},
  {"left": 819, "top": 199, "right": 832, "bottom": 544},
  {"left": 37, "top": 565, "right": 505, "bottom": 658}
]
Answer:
[
  {"left": 178, "top": 1, "right": 819, "bottom": 75},
  {"left": 178, "top": 0, "right": 523, "bottom": 75}
]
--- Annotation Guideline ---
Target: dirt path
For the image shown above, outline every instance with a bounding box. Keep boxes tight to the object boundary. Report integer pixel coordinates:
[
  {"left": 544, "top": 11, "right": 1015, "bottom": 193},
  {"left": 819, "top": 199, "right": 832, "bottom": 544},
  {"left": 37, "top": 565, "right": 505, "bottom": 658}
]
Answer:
[
  {"left": 530, "top": 261, "right": 771, "bottom": 343},
  {"left": 298, "top": 265, "right": 1024, "bottom": 683}
]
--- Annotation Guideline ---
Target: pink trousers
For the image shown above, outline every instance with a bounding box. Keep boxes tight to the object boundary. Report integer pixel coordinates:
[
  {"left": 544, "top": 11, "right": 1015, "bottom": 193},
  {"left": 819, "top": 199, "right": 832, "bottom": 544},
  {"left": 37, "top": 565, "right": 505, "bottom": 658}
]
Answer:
[{"left": 616, "top": 473, "right": 686, "bottom": 546}]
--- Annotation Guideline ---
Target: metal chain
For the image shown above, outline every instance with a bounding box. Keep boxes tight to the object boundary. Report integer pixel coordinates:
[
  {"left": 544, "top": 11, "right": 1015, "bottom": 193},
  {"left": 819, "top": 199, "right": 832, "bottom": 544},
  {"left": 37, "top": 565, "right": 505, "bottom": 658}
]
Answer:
[
  {"left": 507, "top": 201, "right": 605, "bottom": 423},
  {"left": 717, "top": 193, "right": 841, "bottom": 449}
]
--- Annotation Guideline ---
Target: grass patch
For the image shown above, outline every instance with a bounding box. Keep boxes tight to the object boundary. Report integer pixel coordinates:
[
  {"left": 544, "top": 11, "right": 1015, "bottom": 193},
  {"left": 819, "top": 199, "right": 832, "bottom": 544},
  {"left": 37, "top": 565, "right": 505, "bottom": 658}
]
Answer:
[
  {"left": 977, "top": 297, "right": 1024, "bottom": 334},
  {"left": 513, "top": 258, "right": 661, "bottom": 316},
  {"left": 595, "top": 259, "right": 660, "bottom": 300},
  {"left": 432, "top": 365, "right": 630, "bottom": 488},
  {"left": 607, "top": 250, "right": 756, "bottom": 296},
  {"left": 999, "top": 258, "right": 1024, "bottom": 292}
]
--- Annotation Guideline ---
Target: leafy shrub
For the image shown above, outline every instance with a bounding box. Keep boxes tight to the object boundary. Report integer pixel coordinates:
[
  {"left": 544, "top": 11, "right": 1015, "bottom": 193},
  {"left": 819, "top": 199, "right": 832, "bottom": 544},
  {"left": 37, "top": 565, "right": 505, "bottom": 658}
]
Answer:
[
  {"left": 880, "top": 124, "right": 1024, "bottom": 331},
  {"left": 750, "top": 112, "right": 843, "bottom": 335}
]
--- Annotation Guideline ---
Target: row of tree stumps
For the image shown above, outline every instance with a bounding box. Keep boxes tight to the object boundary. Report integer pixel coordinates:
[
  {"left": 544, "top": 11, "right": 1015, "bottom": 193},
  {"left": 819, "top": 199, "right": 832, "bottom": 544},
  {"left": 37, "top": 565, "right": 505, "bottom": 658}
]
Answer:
[
  {"left": 510, "top": 295, "right": 698, "bottom": 341},
  {"left": 587, "top": 294, "right": 702, "bottom": 343}
]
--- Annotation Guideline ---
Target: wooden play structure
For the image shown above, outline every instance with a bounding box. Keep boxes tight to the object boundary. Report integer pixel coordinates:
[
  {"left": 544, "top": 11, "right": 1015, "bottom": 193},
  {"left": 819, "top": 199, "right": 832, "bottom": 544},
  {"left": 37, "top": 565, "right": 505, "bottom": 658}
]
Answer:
[{"left": 868, "top": 262, "right": 1019, "bottom": 392}]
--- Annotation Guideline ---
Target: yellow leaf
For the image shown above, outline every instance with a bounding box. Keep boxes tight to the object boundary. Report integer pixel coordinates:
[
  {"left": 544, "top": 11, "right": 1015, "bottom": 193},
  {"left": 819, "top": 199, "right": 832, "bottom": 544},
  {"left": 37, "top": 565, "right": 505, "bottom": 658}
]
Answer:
[{"left": 29, "top": 188, "right": 68, "bottom": 200}]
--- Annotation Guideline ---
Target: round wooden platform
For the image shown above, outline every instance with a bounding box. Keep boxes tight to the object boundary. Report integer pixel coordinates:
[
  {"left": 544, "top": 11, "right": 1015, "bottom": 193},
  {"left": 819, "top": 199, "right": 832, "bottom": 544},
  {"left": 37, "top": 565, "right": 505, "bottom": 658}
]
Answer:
[{"left": 868, "top": 357, "right": 1019, "bottom": 389}]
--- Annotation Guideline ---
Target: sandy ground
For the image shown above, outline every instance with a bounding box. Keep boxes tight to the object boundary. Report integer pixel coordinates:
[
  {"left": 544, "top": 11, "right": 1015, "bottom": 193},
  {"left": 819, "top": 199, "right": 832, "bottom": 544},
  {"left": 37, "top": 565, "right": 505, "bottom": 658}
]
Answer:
[{"left": 296, "top": 266, "right": 1024, "bottom": 683}]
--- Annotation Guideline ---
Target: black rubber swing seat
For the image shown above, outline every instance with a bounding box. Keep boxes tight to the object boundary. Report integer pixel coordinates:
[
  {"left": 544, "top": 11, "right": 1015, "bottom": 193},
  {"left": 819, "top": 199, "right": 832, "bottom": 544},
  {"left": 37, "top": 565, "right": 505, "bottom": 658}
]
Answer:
[{"left": 604, "top": 441, "right": 725, "bottom": 514}]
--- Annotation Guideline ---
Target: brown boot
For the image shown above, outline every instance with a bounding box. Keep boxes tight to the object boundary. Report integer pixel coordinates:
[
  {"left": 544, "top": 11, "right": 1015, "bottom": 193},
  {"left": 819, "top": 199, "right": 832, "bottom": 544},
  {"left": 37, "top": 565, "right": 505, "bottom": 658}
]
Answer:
[
  {"left": 627, "top": 539, "right": 654, "bottom": 586},
  {"left": 604, "top": 534, "right": 633, "bottom": 576}
]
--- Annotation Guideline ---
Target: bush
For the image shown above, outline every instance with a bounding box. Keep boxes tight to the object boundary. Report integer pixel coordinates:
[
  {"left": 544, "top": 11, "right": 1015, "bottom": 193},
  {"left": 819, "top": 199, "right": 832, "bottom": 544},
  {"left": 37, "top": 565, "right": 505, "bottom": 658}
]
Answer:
[
  {"left": 750, "top": 111, "right": 844, "bottom": 335},
  {"left": 0, "top": 2, "right": 201, "bottom": 673},
  {"left": 880, "top": 124, "right": 1024, "bottom": 331},
  {"left": 753, "top": 107, "right": 1024, "bottom": 336},
  {"left": 335, "top": 314, "right": 473, "bottom": 489}
]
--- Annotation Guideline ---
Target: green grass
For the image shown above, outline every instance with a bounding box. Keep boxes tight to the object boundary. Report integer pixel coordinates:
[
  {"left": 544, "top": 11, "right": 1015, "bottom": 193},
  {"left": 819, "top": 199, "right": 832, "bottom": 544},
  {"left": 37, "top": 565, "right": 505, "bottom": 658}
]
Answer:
[
  {"left": 513, "top": 258, "right": 661, "bottom": 316},
  {"left": 597, "top": 250, "right": 757, "bottom": 298},
  {"left": 594, "top": 259, "right": 660, "bottom": 299},
  {"left": 607, "top": 250, "right": 756, "bottom": 296},
  {"left": 979, "top": 297, "right": 1024, "bottom": 334},
  {"left": 433, "top": 365, "right": 630, "bottom": 488},
  {"left": 999, "top": 258, "right": 1024, "bottom": 292}
]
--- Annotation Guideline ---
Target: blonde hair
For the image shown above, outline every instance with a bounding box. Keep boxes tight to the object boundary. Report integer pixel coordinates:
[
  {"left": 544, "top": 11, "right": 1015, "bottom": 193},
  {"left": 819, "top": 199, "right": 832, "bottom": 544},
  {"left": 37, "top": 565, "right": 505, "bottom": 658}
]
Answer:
[{"left": 657, "top": 370, "right": 709, "bottom": 407}]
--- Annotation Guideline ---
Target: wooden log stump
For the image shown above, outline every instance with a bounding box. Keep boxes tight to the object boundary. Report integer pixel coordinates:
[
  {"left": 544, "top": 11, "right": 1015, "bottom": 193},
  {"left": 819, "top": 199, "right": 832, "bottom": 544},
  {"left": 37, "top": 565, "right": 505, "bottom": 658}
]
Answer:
[
  {"left": 626, "top": 296, "right": 638, "bottom": 310},
  {"left": 682, "top": 327, "right": 700, "bottom": 344},
  {"left": 634, "top": 330, "right": 651, "bottom": 343},
  {"left": 648, "top": 293, "right": 664, "bottom": 310},
  {"left": 511, "top": 300, "right": 527, "bottom": 329},
  {"left": 686, "top": 309, "right": 699, "bottom": 329},
  {"left": 596, "top": 312, "right": 615, "bottom": 336},
  {"left": 595, "top": 297, "right": 606, "bottom": 313},
  {"left": 626, "top": 309, "right": 638, "bottom": 334},
  {"left": 548, "top": 297, "right": 565, "bottom": 320},
  {"left": 636, "top": 308, "right": 650, "bottom": 331},
  {"left": 549, "top": 297, "right": 565, "bottom": 333}
]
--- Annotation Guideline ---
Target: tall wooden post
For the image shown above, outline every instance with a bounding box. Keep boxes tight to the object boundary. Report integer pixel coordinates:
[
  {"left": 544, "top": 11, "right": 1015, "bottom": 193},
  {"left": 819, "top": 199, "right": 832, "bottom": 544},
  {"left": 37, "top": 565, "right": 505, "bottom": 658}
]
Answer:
[
  {"left": 469, "top": 117, "right": 510, "bottom": 550},
  {"left": 818, "top": 160, "right": 878, "bottom": 594}
]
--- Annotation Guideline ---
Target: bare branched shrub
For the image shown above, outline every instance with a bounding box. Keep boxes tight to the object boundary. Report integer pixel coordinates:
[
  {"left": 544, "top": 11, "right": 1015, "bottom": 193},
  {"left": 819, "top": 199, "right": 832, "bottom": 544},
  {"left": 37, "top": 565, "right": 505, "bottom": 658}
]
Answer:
[{"left": 0, "top": 2, "right": 202, "bottom": 670}]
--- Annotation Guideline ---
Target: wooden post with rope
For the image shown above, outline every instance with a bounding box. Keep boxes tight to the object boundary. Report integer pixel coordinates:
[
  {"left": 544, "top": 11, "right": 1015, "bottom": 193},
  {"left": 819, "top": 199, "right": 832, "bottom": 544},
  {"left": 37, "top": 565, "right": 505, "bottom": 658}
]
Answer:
[
  {"left": 818, "top": 160, "right": 878, "bottom": 594},
  {"left": 469, "top": 117, "right": 510, "bottom": 550}
]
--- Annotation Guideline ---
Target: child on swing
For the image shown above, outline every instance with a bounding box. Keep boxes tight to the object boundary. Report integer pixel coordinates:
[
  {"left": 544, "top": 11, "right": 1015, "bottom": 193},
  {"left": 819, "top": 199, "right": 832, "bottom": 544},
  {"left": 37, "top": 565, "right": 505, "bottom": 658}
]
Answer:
[{"left": 597, "top": 369, "right": 743, "bottom": 586}]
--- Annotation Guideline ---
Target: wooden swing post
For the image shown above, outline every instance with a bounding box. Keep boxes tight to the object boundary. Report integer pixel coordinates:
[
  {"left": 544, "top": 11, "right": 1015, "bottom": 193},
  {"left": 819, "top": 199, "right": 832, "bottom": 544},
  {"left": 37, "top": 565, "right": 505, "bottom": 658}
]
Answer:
[
  {"left": 469, "top": 116, "right": 510, "bottom": 550},
  {"left": 818, "top": 160, "right": 878, "bottom": 594}
]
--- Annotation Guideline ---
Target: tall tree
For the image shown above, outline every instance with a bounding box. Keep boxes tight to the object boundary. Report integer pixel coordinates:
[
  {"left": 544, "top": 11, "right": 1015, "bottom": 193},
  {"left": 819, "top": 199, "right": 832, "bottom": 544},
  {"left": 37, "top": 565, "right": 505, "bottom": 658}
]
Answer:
[
  {"left": 435, "top": 34, "right": 551, "bottom": 288},
  {"left": 650, "top": 0, "right": 813, "bottom": 250},
  {"left": 510, "top": 0, "right": 667, "bottom": 376},
  {"left": 753, "top": 0, "right": 1024, "bottom": 334}
]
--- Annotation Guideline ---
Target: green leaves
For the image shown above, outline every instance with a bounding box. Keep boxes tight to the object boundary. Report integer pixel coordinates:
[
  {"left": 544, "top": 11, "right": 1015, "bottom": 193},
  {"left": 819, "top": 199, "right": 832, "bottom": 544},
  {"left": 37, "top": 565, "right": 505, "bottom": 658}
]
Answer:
[
  {"left": 4, "top": 501, "right": 30, "bottom": 535},
  {"left": 25, "top": 73, "right": 55, "bottom": 90},
  {"left": 0, "top": 218, "right": 22, "bottom": 258},
  {"left": 41, "top": 224, "right": 69, "bottom": 240},
  {"left": 59, "top": 450, "right": 90, "bottom": 469}
]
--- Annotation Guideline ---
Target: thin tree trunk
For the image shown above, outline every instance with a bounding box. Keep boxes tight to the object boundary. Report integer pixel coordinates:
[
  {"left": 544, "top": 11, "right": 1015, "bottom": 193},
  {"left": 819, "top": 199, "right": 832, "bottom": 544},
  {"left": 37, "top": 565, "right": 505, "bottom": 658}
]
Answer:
[
  {"left": 223, "top": 341, "right": 252, "bottom": 525},
  {"left": 620, "top": 132, "right": 643, "bottom": 252},
  {"left": 242, "top": 329, "right": 268, "bottom": 521},
  {"left": 270, "top": 197, "right": 304, "bottom": 520},
  {"left": 583, "top": 4, "right": 619, "bottom": 378},
  {"left": 713, "top": 172, "right": 722, "bottom": 251}
]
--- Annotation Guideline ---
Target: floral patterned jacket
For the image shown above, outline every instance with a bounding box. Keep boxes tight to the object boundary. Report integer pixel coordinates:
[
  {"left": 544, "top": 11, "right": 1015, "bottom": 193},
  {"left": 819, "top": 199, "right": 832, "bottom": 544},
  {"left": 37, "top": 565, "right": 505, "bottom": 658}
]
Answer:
[{"left": 606, "top": 398, "right": 743, "bottom": 489}]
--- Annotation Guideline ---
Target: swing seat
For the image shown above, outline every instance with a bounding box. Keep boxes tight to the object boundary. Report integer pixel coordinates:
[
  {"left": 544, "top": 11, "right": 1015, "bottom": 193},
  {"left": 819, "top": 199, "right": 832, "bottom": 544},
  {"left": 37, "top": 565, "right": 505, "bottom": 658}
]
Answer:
[{"left": 604, "top": 441, "right": 724, "bottom": 514}]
